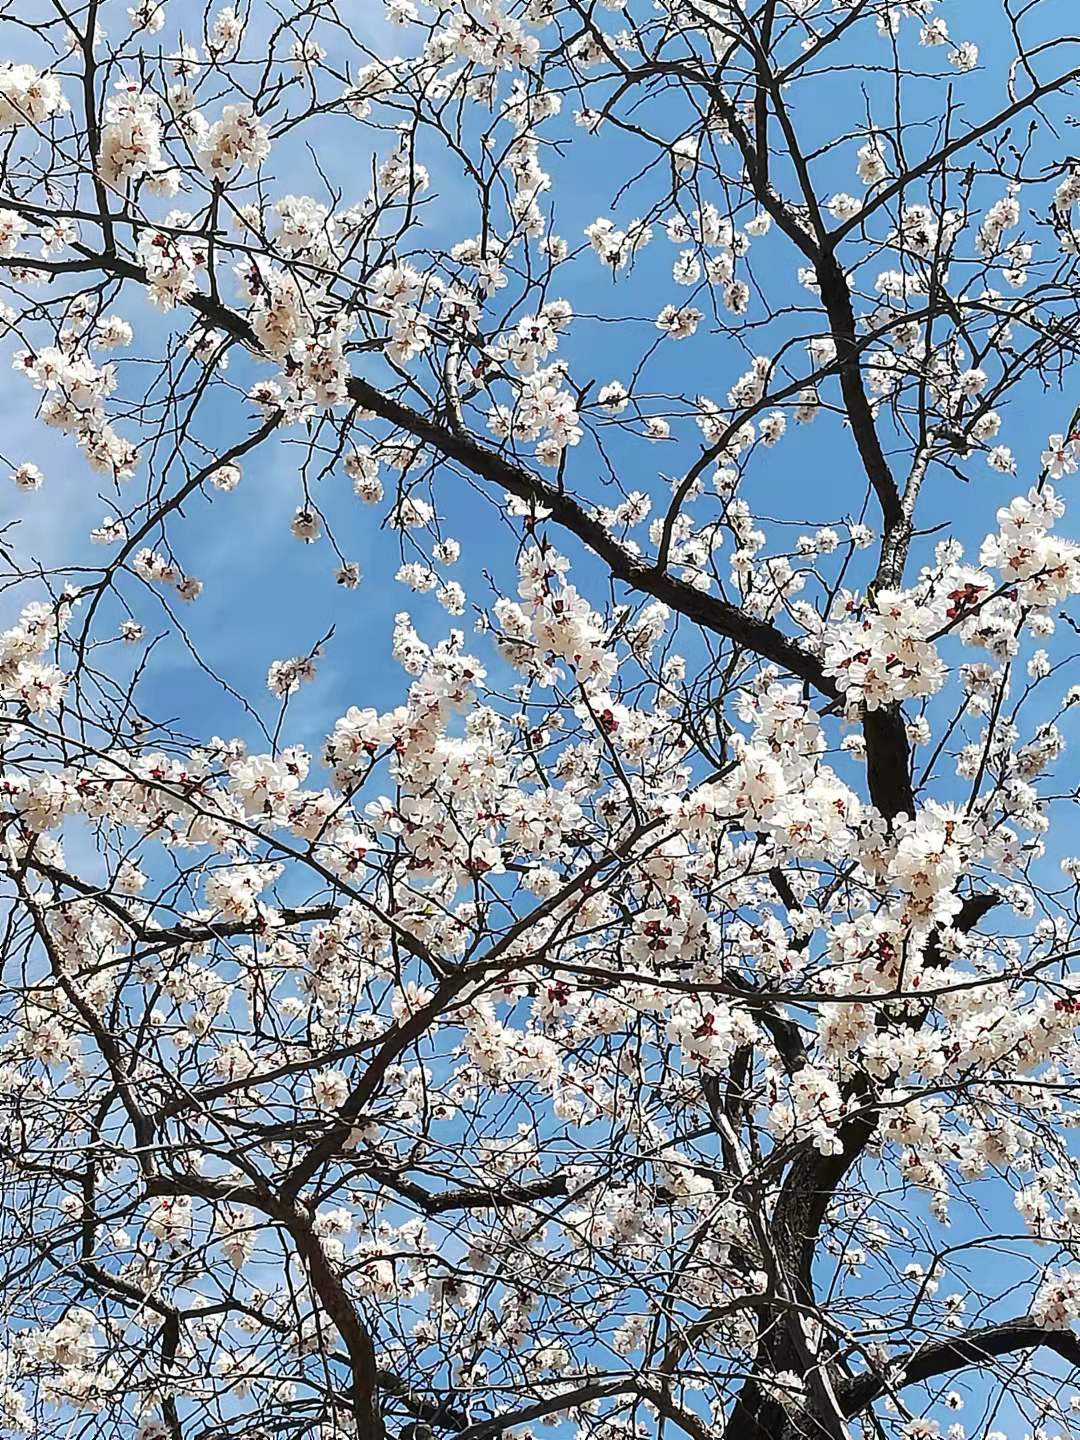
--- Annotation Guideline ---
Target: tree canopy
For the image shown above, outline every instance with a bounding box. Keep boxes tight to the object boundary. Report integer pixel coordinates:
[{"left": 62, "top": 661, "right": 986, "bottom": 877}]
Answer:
[{"left": 4, "top": 3, "right": 1080, "bottom": 1440}]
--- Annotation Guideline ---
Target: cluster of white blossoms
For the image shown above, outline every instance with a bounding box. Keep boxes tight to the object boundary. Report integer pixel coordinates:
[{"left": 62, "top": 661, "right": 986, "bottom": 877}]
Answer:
[
  {"left": 820, "top": 491, "right": 1080, "bottom": 713},
  {"left": 236, "top": 258, "right": 313, "bottom": 360},
  {"left": 0, "top": 61, "right": 66, "bottom": 129},
  {"left": 0, "top": 206, "right": 27, "bottom": 257},
  {"left": 11, "top": 342, "right": 137, "bottom": 480},
  {"left": 132, "top": 546, "right": 202, "bottom": 601},
  {"left": 98, "top": 81, "right": 163, "bottom": 186},
  {"left": 0, "top": 599, "right": 68, "bottom": 718},
  {"left": 980, "top": 485, "right": 1080, "bottom": 606},
  {"left": 823, "top": 584, "right": 951, "bottom": 711},
  {"left": 1015, "top": 1168, "right": 1080, "bottom": 1246},
  {"left": 91, "top": 54, "right": 268, "bottom": 200},
  {"left": 585, "top": 214, "right": 654, "bottom": 271},
  {"left": 976, "top": 193, "right": 1021, "bottom": 258},
  {"left": 204, "top": 861, "right": 283, "bottom": 922},
  {"left": 489, "top": 363, "right": 583, "bottom": 462},
  {"left": 677, "top": 679, "right": 863, "bottom": 865},
  {"left": 433, "top": 0, "right": 540, "bottom": 68},
  {"left": 14, "top": 1307, "right": 122, "bottom": 1415},
  {"left": 266, "top": 653, "right": 318, "bottom": 698},
  {"left": 136, "top": 219, "right": 208, "bottom": 310},
  {"left": 0, "top": 1349, "right": 33, "bottom": 1435},
  {"left": 207, "top": 3, "right": 245, "bottom": 55},
  {"left": 1032, "top": 1267, "right": 1080, "bottom": 1330},
  {"left": 196, "top": 103, "right": 271, "bottom": 177}
]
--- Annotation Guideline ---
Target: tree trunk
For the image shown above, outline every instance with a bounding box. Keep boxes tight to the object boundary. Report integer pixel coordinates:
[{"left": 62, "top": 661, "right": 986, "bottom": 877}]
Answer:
[
  {"left": 726, "top": 1375, "right": 850, "bottom": 1440},
  {"left": 726, "top": 1385, "right": 806, "bottom": 1440}
]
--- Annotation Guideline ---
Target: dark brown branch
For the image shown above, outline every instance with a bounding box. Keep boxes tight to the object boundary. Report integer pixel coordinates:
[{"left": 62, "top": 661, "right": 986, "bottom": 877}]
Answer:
[
  {"left": 361, "top": 1164, "right": 569, "bottom": 1216},
  {"left": 841, "top": 1317, "right": 1080, "bottom": 1415},
  {"left": 144, "top": 1175, "right": 384, "bottom": 1440}
]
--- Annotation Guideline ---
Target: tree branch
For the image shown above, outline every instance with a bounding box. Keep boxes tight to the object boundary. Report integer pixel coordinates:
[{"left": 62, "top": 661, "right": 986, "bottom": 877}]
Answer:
[{"left": 841, "top": 1318, "right": 1080, "bottom": 1416}]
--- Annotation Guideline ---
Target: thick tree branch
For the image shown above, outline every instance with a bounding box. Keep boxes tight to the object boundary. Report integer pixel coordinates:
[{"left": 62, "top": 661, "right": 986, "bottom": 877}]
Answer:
[{"left": 841, "top": 1318, "right": 1080, "bottom": 1415}]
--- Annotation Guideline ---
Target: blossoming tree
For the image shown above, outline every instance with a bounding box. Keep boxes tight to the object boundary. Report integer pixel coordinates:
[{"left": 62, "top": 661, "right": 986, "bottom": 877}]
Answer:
[{"left": 6, "top": 1, "right": 1080, "bottom": 1439}]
